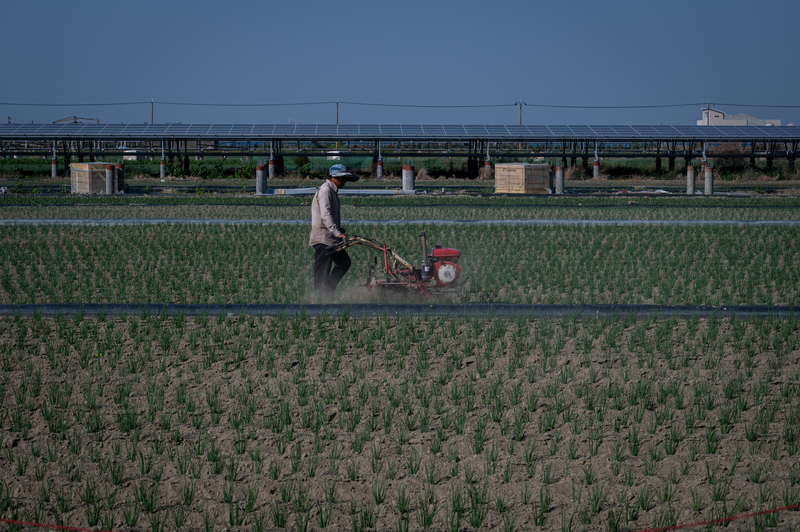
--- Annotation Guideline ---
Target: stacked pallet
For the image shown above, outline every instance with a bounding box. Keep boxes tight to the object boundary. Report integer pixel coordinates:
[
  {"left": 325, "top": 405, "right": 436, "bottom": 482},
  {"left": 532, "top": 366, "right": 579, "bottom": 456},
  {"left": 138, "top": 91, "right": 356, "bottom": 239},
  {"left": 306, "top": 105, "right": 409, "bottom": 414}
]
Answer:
[
  {"left": 70, "top": 162, "right": 123, "bottom": 194},
  {"left": 494, "top": 163, "right": 551, "bottom": 194}
]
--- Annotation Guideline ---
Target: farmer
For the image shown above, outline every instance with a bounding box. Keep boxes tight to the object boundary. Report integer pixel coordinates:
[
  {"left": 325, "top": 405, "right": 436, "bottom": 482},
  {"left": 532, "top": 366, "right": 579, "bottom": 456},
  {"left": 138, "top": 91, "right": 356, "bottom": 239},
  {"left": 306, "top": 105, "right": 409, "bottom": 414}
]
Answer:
[{"left": 309, "top": 164, "right": 359, "bottom": 296}]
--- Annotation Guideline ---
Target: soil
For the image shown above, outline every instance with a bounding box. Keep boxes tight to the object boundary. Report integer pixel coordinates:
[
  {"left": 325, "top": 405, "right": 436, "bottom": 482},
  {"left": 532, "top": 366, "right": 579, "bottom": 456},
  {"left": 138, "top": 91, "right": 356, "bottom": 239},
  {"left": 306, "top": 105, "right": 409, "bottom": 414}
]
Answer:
[{"left": 1, "top": 314, "right": 799, "bottom": 531}]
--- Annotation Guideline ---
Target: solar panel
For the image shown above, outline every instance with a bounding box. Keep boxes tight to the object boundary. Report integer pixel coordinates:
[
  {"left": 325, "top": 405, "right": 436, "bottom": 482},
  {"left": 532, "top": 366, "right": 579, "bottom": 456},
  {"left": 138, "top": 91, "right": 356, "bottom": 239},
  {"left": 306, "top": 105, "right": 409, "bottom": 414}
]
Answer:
[
  {"left": 380, "top": 125, "right": 402, "bottom": 135},
  {"left": 589, "top": 126, "right": 618, "bottom": 137},
  {"left": 60, "top": 124, "right": 88, "bottom": 134},
  {"left": 504, "top": 125, "right": 529, "bottom": 136},
  {"left": 485, "top": 125, "right": 510, "bottom": 136},
  {"left": 124, "top": 125, "right": 149, "bottom": 135},
  {"left": 751, "top": 126, "right": 783, "bottom": 137},
  {"left": 568, "top": 126, "right": 595, "bottom": 137},
  {"left": 186, "top": 124, "right": 212, "bottom": 135},
  {"left": 34, "top": 125, "right": 65, "bottom": 134},
  {"left": 359, "top": 125, "right": 380, "bottom": 136},
  {"left": 421, "top": 125, "right": 445, "bottom": 136},
  {"left": 400, "top": 125, "right": 423, "bottom": 136},
  {"left": 230, "top": 125, "right": 254, "bottom": 135},
  {"left": 548, "top": 126, "right": 573, "bottom": 137},
  {"left": 164, "top": 125, "right": 191, "bottom": 136},
  {"left": 294, "top": 125, "right": 316, "bottom": 135},
  {"left": 208, "top": 125, "right": 233, "bottom": 135},
  {"left": 1, "top": 123, "right": 799, "bottom": 143},
  {"left": 144, "top": 125, "right": 169, "bottom": 135},
  {"left": 630, "top": 126, "right": 660, "bottom": 137},
  {"left": 251, "top": 125, "right": 274, "bottom": 135},
  {"left": 442, "top": 125, "right": 467, "bottom": 136},
  {"left": 524, "top": 126, "right": 551, "bottom": 137},
  {"left": 464, "top": 125, "right": 488, "bottom": 135},
  {"left": 316, "top": 125, "right": 339, "bottom": 135},
  {"left": 272, "top": 125, "right": 295, "bottom": 135}
]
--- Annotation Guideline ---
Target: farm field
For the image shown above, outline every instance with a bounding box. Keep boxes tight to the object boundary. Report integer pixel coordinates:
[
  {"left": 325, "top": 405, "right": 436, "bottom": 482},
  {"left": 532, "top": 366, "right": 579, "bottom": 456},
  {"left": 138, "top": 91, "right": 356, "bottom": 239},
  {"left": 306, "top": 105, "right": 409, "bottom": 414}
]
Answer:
[
  {"left": 1, "top": 224, "right": 799, "bottom": 306},
  {"left": 1, "top": 313, "right": 800, "bottom": 531},
  {"left": 2, "top": 204, "right": 800, "bottom": 222},
  {"left": 1, "top": 192, "right": 799, "bottom": 531},
  {"left": 3, "top": 195, "right": 800, "bottom": 222}
]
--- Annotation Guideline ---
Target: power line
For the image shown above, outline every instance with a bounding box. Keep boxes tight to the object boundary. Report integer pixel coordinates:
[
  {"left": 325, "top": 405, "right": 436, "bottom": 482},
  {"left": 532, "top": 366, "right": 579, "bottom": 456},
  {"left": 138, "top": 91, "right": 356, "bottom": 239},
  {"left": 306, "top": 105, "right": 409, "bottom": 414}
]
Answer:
[
  {"left": 338, "top": 101, "right": 515, "bottom": 108},
  {"left": 1, "top": 100, "right": 800, "bottom": 110}
]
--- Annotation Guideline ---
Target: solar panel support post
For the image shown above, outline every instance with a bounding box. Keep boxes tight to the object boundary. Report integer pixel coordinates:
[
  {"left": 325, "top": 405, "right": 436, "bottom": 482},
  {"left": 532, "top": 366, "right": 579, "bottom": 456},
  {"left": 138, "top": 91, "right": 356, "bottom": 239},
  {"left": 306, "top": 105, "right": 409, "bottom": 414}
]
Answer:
[
  {"left": 51, "top": 140, "right": 57, "bottom": 178},
  {"left": 686, "top": 165, "right": 696, "bottom": 195},
  {"left": 402, "top": 164, "right": 415, "bottom": 192},
  {"left": 704, "top": 165, "right": 714, "bottom": 196},
  {"left": 105, "top": 165, "right": 114, "bottom": 195},
  {"left": 256, "top": 164, "right": 266, "bottom": 194},
  {"left": 555, "top": 166, "right": 565, "bottom": 195}
]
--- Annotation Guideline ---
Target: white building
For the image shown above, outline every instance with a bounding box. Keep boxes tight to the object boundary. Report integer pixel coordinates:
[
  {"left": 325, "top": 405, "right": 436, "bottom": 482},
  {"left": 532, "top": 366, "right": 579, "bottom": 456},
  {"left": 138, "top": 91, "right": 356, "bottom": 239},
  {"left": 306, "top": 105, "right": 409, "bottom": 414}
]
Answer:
[{"left": 698, "top": 107, "right": 780, "bottom": 126}]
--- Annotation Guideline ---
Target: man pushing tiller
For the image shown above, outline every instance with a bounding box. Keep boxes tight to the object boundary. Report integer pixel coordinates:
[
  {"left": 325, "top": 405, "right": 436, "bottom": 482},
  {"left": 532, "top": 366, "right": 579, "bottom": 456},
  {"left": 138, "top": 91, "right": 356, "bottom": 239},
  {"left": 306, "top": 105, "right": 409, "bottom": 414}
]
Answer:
[{"left": 309, "top": 164, "right": 359, "bottom": 297}]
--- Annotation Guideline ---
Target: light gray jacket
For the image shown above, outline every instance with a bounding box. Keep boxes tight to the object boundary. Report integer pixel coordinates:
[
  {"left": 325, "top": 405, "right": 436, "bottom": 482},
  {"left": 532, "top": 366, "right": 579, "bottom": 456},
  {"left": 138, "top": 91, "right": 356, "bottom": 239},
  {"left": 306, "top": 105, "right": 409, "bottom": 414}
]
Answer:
[{"left": 309, "top": 180, "right": 342, "bottom": 247}]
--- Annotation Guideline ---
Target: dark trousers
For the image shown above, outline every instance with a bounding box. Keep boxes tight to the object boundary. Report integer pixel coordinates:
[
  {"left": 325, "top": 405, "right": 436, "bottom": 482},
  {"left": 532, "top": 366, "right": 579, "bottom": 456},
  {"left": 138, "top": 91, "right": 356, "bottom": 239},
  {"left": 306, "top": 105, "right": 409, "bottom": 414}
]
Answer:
[{"left": 313, "top": 244, "right": 351, "bottom": 296}]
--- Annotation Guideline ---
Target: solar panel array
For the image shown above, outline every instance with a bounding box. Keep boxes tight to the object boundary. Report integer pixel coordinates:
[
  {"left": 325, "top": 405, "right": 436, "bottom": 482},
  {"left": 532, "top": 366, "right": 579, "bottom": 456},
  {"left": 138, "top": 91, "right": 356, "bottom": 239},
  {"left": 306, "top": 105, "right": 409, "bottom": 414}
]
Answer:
[{"left": 1, "top": 123, "right": 799, "bottom": 140}]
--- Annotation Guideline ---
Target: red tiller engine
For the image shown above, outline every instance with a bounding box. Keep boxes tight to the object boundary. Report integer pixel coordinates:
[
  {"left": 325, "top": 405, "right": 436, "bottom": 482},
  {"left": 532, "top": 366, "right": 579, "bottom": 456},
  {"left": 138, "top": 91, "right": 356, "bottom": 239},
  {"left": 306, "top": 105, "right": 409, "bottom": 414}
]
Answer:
[{"left": 423, "top": 246, "right": 461, "bottom": 286}]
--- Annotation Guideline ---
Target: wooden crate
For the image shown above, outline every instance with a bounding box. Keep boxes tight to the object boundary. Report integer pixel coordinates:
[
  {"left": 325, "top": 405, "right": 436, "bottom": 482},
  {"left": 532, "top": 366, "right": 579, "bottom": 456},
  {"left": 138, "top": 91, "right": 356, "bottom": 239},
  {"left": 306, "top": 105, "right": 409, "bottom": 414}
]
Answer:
[
  {"left": 70, "top": 162, "right": 123, "bottom": 194},
  {"left": 495, "top": 163, "right": 551, "bottom": 194}
]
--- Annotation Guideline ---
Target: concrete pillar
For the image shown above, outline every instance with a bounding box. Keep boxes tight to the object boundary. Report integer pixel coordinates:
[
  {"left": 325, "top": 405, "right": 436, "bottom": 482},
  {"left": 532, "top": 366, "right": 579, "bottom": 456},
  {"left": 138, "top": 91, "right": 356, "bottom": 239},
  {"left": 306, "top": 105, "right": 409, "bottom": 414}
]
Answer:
[
  {"left": 268, "top": 159, "right": 276, "bottom": 179},
  {"left": 51, "top": 160, "right": 58, "bottom": 178},
  {"left": 402, "top": 164, "right": 415, "bottom": 192},
  {"left": 704, "top": 165, "right": 714, "bottom": 195},
  {"left": 256, "top": 164, "right": 266, "bottom": 194},
  {"left": 376, "top": 160, "right": 384, "bottom": 178},
  {"left": 483, "top": 160, "right": 493, "bottom": 179},
  {"left": 555, "top": 166, "right": 565, "bottom": 195},
  {"left": 105, "top": 165, "right": 114, "bottom": 195},
  {"left": 592, "top": 161, "right": 600, "bottom": 179},
  {"left": 686, "top": 165, "right": 696, "bottom": 195},
  {"left": 160, "top": 160, "right": 166, "bottom": 179}
]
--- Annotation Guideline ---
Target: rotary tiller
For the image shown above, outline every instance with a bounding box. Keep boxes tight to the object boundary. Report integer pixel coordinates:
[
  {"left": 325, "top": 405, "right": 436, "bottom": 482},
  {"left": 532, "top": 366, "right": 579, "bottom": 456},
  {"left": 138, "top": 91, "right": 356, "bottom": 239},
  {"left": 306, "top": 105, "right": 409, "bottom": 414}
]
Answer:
[{"left": 325, "top": 231, "right": 464, "bottom": 296}]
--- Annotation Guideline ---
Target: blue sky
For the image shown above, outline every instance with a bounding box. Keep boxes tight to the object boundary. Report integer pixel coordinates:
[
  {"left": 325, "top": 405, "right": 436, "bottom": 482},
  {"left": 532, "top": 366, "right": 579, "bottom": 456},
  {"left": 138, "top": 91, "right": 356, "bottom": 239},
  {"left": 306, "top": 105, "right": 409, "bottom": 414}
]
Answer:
[{"left": 2, "top": 0, "right": 797, "bottom": 126}]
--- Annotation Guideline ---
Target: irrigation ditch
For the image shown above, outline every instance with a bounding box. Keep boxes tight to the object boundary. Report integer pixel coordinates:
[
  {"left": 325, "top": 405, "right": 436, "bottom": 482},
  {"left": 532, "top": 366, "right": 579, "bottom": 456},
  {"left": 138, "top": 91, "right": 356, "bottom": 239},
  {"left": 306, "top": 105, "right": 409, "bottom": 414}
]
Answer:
[{"left": 2, "top": 303, "right": 798, "bottom": 319}]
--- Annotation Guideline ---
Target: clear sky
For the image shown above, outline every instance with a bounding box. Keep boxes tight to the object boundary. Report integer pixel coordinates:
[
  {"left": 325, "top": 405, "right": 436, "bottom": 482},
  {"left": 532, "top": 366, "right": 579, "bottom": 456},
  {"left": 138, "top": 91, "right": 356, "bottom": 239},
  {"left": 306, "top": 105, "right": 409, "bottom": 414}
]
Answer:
[{"left": 2, "top": 0, "right": 798, "bottom": 126}]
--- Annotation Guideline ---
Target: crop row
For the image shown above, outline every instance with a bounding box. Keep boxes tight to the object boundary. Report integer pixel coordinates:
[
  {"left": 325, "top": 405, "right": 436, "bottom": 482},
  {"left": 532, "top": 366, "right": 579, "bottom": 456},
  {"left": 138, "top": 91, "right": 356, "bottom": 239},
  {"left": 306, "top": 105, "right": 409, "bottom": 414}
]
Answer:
[
  {"left": 3, "top": 194, "right": 800, "bottom": 209},
  {"left": 1, "top": 224, "right": 798, "bottom": 306},
  {"left": 1, "top": 313, "right": 799, "bottom": 531},
  {"left": 2, "top": 204, "right": 800, "bottom": 222}
]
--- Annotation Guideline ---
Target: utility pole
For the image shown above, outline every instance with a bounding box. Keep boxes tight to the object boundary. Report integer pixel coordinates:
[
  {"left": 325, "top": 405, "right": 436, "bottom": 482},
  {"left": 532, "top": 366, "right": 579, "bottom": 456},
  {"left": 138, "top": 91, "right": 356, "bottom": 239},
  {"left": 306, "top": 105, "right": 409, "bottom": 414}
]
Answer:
[
  {"left": 151, "top": 97, "right": 154, "bottom": 125},
  {"left": 517, "top": 99, "right": 526, "bottom": 150}
]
